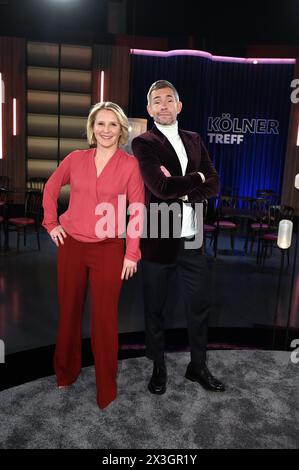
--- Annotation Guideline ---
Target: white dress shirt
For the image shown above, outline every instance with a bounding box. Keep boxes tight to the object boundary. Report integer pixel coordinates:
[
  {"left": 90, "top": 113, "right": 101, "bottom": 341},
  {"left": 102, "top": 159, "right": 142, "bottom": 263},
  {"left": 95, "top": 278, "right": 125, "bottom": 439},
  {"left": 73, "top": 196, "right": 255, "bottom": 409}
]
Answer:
[{"left": 155, "top": 121, "right": 203, "bottom": 238}]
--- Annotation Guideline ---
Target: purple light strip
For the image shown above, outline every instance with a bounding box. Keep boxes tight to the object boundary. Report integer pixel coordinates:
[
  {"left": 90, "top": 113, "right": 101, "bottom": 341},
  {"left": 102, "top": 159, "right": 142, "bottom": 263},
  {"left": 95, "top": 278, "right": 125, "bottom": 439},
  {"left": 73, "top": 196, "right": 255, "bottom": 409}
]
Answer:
[{"left": 130, "top": 48, "right": 296, "bottom": 64}]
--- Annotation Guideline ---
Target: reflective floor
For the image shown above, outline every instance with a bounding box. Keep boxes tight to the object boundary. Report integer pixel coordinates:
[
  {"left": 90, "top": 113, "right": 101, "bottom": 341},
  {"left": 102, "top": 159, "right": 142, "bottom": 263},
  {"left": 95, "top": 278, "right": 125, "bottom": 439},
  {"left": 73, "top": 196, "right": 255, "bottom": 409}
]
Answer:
[{"left": 1, "top": 227, "right": 297, "bottom": 356}]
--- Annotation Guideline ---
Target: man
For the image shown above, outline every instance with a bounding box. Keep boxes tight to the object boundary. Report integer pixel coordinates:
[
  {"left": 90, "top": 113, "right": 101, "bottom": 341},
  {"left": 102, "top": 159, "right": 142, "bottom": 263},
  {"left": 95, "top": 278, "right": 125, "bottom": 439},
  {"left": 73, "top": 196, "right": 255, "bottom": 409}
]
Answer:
[{"left": 132, "top": 80, "right": 225, "bottom": 395}]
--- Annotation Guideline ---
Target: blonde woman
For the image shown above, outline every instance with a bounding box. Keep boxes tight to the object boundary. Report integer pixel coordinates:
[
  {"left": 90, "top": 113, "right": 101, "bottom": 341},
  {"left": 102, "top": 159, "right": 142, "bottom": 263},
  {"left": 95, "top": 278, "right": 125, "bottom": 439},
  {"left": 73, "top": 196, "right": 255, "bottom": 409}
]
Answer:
[{"left": 43, "top": 102, "right": 144, "bottom": 409}]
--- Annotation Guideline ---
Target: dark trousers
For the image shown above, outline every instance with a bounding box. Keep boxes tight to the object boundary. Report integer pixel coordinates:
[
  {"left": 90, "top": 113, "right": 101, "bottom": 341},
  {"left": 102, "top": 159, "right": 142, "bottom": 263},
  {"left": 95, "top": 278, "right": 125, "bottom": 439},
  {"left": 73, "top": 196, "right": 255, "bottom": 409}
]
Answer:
[
  {"left": 55, "top": 235, "right": 124, "bottom": 409},
  {"left": 141, "top": 238, "right": 211, "bottom": 369}
]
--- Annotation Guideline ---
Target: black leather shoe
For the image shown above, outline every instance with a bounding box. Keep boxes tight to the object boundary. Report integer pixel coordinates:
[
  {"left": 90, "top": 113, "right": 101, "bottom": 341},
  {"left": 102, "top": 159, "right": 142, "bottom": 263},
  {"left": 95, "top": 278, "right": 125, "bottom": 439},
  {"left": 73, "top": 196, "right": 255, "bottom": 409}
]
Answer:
[
  {"left": 148, "top": 363, "right": 167, "bottom": 395},
  {"left": 185, "top": 363, "right": 225, "bottom": 392}
]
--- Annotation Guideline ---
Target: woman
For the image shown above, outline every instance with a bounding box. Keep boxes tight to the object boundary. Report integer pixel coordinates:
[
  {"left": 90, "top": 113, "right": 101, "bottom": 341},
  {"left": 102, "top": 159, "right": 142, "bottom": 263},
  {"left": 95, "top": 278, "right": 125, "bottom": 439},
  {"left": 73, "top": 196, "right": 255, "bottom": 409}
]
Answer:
[{"left": 42, "top": 102, "right": 144, "bottom": 409}]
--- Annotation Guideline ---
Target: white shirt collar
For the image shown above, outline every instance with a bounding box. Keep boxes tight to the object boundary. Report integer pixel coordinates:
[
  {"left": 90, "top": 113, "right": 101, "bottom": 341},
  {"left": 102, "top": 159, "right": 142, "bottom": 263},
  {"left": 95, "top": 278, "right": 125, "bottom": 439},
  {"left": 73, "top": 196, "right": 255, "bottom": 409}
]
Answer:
[{"left": 155, "top": 121, "right": 179, "bottom": 137}]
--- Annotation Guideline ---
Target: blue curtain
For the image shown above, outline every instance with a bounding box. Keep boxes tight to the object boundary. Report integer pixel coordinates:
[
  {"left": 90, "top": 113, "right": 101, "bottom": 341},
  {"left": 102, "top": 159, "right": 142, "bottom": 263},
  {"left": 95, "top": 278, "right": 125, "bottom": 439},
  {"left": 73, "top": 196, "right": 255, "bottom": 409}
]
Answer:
[{"left": 129, "top": 53, "right": 294, "bottom": 199}]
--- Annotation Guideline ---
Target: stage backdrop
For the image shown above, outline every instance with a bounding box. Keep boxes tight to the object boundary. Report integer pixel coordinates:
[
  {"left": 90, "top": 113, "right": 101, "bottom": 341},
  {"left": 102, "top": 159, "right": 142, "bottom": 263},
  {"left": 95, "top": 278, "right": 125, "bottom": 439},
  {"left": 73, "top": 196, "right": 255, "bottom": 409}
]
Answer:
[{"left": 129, "top": 50, "right": 295, "bottom": 199}]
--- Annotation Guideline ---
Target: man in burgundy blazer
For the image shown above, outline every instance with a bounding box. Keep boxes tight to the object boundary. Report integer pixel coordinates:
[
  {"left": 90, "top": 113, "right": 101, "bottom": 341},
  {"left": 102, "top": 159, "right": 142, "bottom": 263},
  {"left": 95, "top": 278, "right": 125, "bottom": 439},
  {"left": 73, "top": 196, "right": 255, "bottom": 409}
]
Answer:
[{"left": 132, "top": 80, "right": 225, "bottom": 395}]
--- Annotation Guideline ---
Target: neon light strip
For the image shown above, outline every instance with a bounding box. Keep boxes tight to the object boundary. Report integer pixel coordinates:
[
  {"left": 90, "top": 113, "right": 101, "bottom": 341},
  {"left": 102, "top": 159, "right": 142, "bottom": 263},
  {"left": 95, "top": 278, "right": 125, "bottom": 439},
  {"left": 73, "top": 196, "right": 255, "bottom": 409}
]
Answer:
[
  {"left": 130, "top": 48, "right": 296, "bottom": 64},
  {"left": 297, "top": 124, "right": 299, "bottom": 146},
  {"left": 13, "top": 98, "right": 17, "bottom": 136},
  {"left": 0, "top": 73, "right": 3, "bottom": 159},
  {"left": 100, "top": 70, "right": 105, "bottom": 102}
]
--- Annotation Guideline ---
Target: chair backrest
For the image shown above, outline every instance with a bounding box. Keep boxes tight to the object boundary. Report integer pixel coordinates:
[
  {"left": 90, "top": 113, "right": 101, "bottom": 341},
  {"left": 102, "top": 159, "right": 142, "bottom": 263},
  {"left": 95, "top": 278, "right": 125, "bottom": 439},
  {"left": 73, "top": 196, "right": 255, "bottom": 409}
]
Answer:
[
  {"left": 256, "top": 189, "right": 278, "bottom": 205},
  {"left": 0, "top": 176, "right": 9, "bottom": 190},
  {"left": 27, "top": 177, "right": 47, "bottom": 192},
  {"left": 0, "top": 188, "right": 8, "bottom": 204},
  {"left": 219, "top": 195, "right": 238, "bottom": 209},
  {"left": 204, "top": 198, "right": 218, "bottom": 223},
  {"left": 25, "top": 191, "right": 43, "bottom": 221},
  {"left": 280, "top": 205, "right": 295, "bottom": 221},
  {"left": 267, "top": 205, "right": 294, "bottom": 231},
  {"left": 253, "top": 197, "right": 272, "bottom": 221}
]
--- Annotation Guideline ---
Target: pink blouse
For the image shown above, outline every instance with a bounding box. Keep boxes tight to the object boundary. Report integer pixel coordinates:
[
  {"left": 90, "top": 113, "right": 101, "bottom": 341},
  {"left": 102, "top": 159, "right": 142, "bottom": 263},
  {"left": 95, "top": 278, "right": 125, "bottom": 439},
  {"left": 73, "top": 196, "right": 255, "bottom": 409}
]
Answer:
[{"left": 42, "top": 148, "right": 145, "bottom": 262}]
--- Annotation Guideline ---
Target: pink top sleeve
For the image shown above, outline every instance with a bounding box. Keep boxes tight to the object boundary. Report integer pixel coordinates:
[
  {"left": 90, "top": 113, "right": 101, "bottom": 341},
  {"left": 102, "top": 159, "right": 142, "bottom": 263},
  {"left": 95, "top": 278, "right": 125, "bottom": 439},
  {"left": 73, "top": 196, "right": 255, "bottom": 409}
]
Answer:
[
  {"left": 125, "top": 158, "right": 145, "bottom": 262},
  {"left": 42, "top": 153, "right": 72, "bottom": 233}
]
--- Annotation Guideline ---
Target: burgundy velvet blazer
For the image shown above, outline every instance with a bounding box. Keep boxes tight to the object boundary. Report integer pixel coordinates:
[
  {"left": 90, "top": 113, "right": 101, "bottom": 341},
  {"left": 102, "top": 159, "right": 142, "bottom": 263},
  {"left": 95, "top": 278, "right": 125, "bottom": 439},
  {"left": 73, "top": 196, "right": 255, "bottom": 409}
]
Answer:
[{"left": 132, "top": 125, "right": 220, "bottom": 264}]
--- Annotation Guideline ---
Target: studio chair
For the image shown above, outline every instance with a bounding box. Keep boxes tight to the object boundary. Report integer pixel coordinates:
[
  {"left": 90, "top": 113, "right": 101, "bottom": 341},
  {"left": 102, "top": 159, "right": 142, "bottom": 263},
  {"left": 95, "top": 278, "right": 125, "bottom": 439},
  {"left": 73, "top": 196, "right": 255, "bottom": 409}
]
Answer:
[
  {"left": 235, "top": 196, "right": 256, "bottom": 238},
  {"left": 0, "top": 176, "right": 9, "bottom": 190},
  {"left": 213, "top": 195, "right": 238, "bottom": 255},
  {"left": 7, "top": 190, "right": 43, "bottom": 252},
  {"left": 0, "top": 187, "right": 7, "bottom": 204},
  {"left": 203, "top": 198, "right": 217, "bottom": 257},
  {"left": 27, "top": 177, "right": 47, "bottom": 192},
  {"left": 256, "top": 189, "right": 278, "bottom": 205},
  {"left": 260, "top": 205, "right": 294, "bottom": 268},
  {"left": 244, "top": 197, "right": 270, "bottom": 258},
  {"left": 0, "top": 188, "right": 8, "bottom": 247},
  {"left": 0, "top": 215, "right": 4, "bottom": 246}
]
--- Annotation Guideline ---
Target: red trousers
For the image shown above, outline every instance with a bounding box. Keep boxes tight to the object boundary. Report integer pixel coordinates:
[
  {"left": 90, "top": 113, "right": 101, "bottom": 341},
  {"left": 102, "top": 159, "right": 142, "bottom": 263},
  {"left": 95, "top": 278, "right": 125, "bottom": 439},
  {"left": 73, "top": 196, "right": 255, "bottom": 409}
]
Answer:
[{"left": 54, "top": 235, "right": 124, "bottom": 409}]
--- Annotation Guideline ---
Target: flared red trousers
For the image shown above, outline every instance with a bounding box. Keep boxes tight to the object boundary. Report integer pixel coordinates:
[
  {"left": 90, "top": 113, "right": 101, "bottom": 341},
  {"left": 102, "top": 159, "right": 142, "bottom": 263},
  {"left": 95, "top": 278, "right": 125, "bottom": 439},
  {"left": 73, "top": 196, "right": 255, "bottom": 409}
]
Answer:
[{"left": 54, "top": 235, "right": 124, "bottom": 409}]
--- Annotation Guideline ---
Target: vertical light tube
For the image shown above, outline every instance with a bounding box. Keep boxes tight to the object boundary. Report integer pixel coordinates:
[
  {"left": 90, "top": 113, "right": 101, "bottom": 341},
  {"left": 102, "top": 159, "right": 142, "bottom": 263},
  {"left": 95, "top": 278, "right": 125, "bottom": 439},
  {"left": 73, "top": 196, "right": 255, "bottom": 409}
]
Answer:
[
  {"left": 100, "top": 70, "right": 105, "bottom": 102},
  {"left": 0, "top": 73, "right": 3, "bottom": 159},
  {"left": 13, "top": 98, "right": 17, "bottom": 136}
]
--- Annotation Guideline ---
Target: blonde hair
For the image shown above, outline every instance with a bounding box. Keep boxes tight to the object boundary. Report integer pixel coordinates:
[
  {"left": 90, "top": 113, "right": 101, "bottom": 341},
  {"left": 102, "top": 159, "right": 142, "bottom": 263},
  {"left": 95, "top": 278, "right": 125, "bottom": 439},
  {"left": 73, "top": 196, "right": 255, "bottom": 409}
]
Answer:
[{"left": 86, "top": 101, "right": 129, "bottom": 146}]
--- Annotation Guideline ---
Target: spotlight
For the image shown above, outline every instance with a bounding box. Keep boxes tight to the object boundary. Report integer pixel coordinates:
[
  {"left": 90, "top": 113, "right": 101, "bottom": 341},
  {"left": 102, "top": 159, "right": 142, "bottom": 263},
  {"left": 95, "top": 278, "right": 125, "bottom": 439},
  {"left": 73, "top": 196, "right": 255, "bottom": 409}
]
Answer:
[
  {"left": 99, "top": 70, "right": 105, "bottom": 102},
  {"left": 13, "top": 98, "right": 17, "bottom": 136}
]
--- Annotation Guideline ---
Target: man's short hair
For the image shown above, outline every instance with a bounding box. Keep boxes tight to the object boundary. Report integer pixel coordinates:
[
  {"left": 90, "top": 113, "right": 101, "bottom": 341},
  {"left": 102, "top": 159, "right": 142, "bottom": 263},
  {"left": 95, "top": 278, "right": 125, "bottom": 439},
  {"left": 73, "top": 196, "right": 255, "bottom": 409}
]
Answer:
[{"left": 147, "top": 80, "right": 180, "bottom": 104}]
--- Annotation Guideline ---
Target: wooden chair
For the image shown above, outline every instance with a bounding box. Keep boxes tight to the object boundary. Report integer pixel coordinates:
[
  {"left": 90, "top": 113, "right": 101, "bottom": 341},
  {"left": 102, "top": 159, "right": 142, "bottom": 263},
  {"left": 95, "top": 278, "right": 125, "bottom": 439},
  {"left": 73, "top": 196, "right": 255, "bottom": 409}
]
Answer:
[
  {"left": 213, "top": 196, "right": 238, "bottom": 255},
  {"left": 244, "top": 197, "right": 270, "bottom": 259},
  {"left": 27, "top": 177, "right": 47, "bottom": 192},
  {"left": 7, "top": 191, "right": 43, "bottom": 251},
  {"left": 256, "top": 189, "right": 278, "bottom": 205},
  {"left": 0, "top": 188, "right": 8, "bottom": 247},
  {"left": 203, "top": 199, "right": 217, "bottom": 257},
  {"left": 0, "top": 175, "right": 9, "bottom": 190}
]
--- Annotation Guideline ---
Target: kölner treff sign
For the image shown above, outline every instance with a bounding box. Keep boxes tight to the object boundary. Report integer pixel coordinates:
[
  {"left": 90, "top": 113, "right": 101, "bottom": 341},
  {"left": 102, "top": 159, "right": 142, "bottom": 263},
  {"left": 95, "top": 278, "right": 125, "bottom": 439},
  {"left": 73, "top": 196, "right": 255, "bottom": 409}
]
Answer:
[{"left": 207, "top": 114, "right": 279, "bottom": 145}]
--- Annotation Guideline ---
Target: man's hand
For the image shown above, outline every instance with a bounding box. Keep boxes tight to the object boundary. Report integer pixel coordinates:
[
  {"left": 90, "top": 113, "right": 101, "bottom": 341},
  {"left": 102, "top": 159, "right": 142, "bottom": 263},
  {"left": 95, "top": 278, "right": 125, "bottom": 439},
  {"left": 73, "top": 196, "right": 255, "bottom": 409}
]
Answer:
[
  {"left": 121, "top": 257, "right": 137, "bottom": 280},
  {"left": 160, "top": 165, "right": 171, "bottom": 177},
  {"left": 160, "top": 166, "right": 189, "bottom": 200}
]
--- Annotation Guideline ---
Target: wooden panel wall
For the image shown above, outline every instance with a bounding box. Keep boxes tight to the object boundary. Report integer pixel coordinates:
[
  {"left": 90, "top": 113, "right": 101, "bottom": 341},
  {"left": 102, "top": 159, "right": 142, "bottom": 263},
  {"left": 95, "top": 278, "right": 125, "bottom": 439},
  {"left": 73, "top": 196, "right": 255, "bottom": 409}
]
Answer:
[
  {"left": 92, "top": 45, "right": 130, "bottom": 112},
  {"left": 0, "top": 37, "right": 26, "bottom": 189},
  {"left": 27, "top": 42, "right": 92, "bottom": 184}
]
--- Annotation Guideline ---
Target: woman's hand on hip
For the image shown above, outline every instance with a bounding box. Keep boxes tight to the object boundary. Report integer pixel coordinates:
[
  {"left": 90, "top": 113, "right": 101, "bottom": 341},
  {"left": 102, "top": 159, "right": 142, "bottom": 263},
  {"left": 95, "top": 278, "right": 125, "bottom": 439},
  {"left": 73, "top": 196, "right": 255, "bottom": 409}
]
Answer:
[
  {"left": 121, "top": 258, "right": 137, "bottom": 280},
  {"left": 49, "top": 225, "right": 67, "bottom": 247}
]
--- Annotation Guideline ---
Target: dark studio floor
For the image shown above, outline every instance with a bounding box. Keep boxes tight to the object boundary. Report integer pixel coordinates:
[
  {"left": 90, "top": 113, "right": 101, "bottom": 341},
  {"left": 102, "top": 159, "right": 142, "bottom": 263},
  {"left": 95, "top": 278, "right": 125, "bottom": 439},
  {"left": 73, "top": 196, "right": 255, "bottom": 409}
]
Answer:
[{"left": 0, "top": 224, "right": 298, "bottom": 391}]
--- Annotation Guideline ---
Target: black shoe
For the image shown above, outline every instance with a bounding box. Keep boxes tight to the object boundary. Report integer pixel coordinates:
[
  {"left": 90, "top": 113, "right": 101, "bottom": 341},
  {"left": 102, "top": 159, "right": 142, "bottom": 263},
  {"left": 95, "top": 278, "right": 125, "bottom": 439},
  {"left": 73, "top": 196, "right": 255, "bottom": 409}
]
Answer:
[
  {"left": 148, "top": 363, "right": 167, "bottom": 395},
  {"left": 185, "top": 363, "right": 225, "bottom": 392}
]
